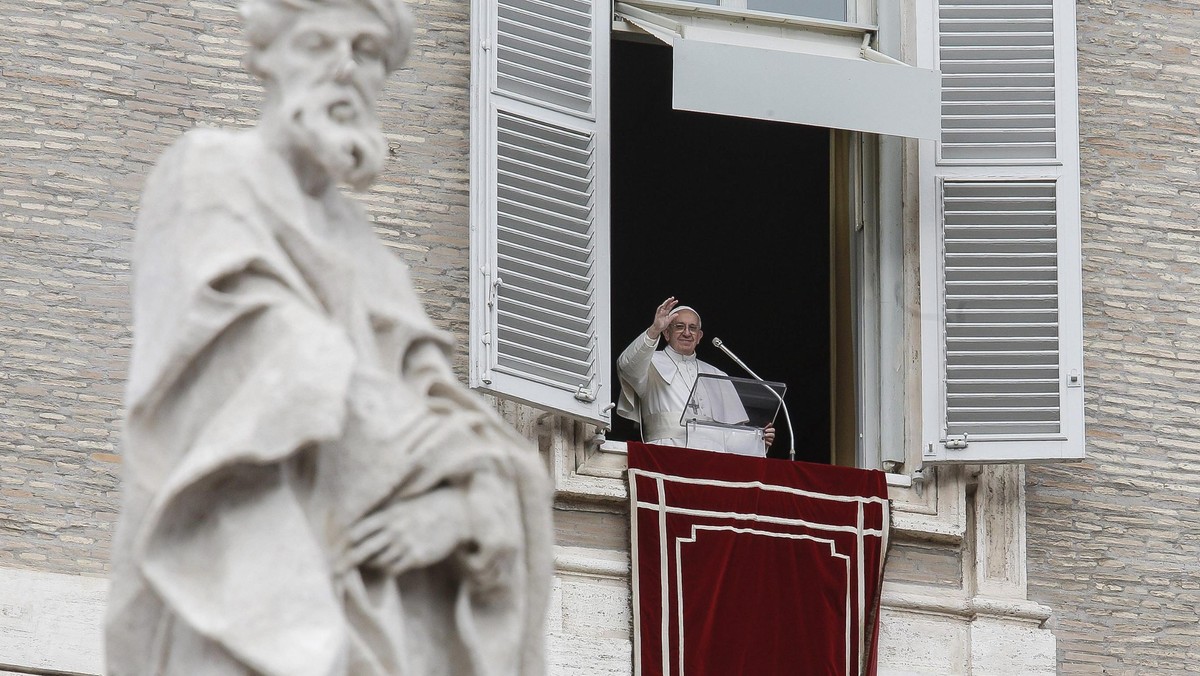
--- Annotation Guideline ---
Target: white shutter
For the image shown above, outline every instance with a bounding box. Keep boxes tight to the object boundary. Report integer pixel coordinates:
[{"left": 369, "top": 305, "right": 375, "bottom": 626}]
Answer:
[
  {"left": 938, "top": 0, "right": 1057, "bottom": 162},
  {"left": 919, "top": 0, "right": 1083, "bottom": 463},
  {"left": 469, "top": 0, "right": 611, "bottom": 425},
  {"left": 942, "top": 180, "right": 1062, "bottom": 437}
]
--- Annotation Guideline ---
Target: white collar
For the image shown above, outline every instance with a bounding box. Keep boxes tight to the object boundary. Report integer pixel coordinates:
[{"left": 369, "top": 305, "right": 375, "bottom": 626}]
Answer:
[{"left": 665, "top": 345, "right": 697, "bottom": 362}]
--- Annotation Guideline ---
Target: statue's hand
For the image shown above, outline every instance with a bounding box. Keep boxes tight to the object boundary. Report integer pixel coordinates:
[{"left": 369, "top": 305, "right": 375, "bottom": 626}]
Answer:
[
  {"left": 459, "top": 471, "right": 521, "bottom": 594},
  {"left": 339, "top": 486, "right": 470, "bottom": 576}
]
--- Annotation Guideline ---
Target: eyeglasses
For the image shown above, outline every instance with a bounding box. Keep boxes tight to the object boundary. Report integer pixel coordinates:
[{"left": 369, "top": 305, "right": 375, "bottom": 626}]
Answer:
[{"left": 669, "top": 323, "right": 700, "bottom": 333}]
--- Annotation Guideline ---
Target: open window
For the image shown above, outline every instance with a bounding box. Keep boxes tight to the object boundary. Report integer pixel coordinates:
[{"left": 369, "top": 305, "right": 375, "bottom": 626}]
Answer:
[
  {"left": 470, "top": 0, "right": 939, "bottom": 468},
  {"left": 606, "top": 37, "right": 833, "bottom": 464},
  {"left": 468, "top": 0, "right": 1079, "bottom": 472}
]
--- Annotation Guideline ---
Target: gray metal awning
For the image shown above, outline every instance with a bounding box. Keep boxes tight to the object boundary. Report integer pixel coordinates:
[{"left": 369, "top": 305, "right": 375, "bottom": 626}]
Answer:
[{"left": 615, "top": 1, "right": 941, "bottom": 139}]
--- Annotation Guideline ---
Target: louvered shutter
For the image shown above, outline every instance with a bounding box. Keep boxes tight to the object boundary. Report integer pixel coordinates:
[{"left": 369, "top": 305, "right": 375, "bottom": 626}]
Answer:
[
  {"left": 469, "top": 0, "right": 611, "bottom": 425},
  {"left": 919, "top": 0, "right": 1083, "bottom": 463},
  {"left": 938, "top": 0, "right": 1056, "bottom": 162}
]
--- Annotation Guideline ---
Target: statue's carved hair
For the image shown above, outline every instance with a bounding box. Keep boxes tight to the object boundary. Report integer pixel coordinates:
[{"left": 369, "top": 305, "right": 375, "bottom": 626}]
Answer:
[{"left": 241, "top": 0, "right": 414, "bottom": 71}]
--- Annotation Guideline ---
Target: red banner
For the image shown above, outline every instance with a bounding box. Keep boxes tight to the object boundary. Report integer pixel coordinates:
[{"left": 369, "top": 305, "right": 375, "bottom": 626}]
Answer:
[{"left": 628, "top": 443, "right": 889, "bottom": 676}]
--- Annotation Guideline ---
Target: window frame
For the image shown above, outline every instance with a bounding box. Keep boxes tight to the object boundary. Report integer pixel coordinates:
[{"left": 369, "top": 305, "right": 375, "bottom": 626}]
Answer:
[
  {"left": 469, "top": 0, "right": 1083, "bottom": 475},
  {"left": 671, "top": 0, "right": 850, "bottom": 22},
  {"left": 638, "top": 0, "right": 868, "bottom": 23},
  {"left": 471, "top": 0, "right": 928, "bottom": 475}
]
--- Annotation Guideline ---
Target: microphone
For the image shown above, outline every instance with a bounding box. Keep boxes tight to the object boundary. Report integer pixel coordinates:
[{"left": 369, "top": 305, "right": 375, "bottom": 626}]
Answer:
[{"left": 711, "top": 337, "right": 797, "bottom": 461}]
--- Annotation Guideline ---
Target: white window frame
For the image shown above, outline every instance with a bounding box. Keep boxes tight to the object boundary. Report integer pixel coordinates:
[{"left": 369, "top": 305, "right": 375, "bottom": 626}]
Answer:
[
  {"left": 468, "top": 0, "right": 1091, "bottom": 479},
  {"left": 655, "top": 0, "right": 857, "bottom": 23}
]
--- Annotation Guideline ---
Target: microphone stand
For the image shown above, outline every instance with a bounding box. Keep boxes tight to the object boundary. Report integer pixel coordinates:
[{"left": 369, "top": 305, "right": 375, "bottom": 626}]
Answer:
[{"left": 711, "top": 337, "right": 797, "bottom": 461}]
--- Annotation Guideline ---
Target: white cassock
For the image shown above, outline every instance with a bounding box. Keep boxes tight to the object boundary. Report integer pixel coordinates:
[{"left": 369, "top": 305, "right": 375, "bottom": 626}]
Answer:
[{"left": 616, "top": 332, "right": 761, "bottom": 456}]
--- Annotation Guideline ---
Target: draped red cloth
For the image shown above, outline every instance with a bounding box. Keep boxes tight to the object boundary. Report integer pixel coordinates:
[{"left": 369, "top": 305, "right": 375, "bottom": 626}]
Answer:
[{"left": 628, "top": 443, "right": 890, "bottom": 676}]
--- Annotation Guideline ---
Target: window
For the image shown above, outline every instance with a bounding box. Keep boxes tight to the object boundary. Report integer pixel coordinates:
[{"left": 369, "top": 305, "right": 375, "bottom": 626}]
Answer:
[
  {"left": 468, "top": 0, "right": 1083, "bottom": 469},
  {"left": 606, "top": 37, "right": 833, "bottom": 463}
]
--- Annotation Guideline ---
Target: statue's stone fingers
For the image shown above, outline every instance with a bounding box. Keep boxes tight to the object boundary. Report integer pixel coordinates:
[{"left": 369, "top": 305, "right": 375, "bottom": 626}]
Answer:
[
  {"left": 341, "top": 529, "right": 393, "bottom": 571},
  {"left": 346, "top": 508, "right": 393, "bottom": 546}
]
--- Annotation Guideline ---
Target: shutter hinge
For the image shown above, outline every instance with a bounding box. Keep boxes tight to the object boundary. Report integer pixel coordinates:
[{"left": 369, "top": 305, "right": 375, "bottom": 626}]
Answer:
[
  {"left": 574, "top": 374, "right": 600, "bottom": 403},
  {"left": 479, "top": 330, "right": 493, "bottom": 385},
  {"left": 481, "top": 39, "right": 492, "bottom": 51},
  {"left": 1067, "top": 369, "right": 1082, "bottom": 388},
  {"left": 487, "top": 275, "right": 503, "bottom": 308},
  {"left": 942, "top": 433, "right": 968, "bottom": 450}
]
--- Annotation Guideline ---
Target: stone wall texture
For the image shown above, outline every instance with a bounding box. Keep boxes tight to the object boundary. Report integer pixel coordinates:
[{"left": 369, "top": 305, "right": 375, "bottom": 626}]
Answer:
[
  {"left": 1025, "top": 1, "right": 1200, "bottom": 673},
  {"left": 4, "top": 0, "right": 1200, "bottom": 673},
  {"left": 0, "top": 0, "right": 476, "bottom": 576}
]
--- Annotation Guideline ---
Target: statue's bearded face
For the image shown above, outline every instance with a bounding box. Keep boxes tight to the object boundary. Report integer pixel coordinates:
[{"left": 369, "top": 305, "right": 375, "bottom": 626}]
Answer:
[{"left": 255, "top": 6, "right": 392, "bottom": 190}]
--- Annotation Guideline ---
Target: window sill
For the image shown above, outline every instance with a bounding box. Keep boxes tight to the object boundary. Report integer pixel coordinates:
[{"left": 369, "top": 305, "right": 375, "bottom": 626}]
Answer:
[
  {"left": 583, "top": 439, "right": 964, "bottom": 543},
  {"left": 601, "top": 439, "right": 912, "bottom": 485}
]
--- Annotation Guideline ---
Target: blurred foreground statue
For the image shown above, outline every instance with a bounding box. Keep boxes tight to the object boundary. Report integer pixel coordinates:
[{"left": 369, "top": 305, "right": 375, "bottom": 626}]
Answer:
[{"left": 105, "top": 1, "right": 552, "bottom": 673}]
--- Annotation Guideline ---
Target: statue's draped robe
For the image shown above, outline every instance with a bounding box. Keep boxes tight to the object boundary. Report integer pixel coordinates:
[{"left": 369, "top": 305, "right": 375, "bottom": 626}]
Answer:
[{"left": 107, "top": 129, "right": 552, "bottom": 675}]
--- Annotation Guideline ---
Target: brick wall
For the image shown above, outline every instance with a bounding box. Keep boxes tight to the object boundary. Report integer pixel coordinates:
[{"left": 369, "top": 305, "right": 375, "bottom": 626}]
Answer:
[
  {"left": 0, "top": 0, "right": 475, "bottom": 575},
  {"left": 8, "top": 0, "right": 1200, "bottom": 671},
  {"left": 1025, "top": 2, "right": 1200, "bottom": 672}
]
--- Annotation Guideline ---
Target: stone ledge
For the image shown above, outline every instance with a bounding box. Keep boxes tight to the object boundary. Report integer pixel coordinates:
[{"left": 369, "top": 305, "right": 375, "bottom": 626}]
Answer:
[
  {"left": 0, "top": 567, "right": 107, "bottom": 676},
  {"left": 555, "top": 545, "right": 631, "bottom": 579},
  {"left": 882, "top": 584, "right": 1052, "bottom": 626}
]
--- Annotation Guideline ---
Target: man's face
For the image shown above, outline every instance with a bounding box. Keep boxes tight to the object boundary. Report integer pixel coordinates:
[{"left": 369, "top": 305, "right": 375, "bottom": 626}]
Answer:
[
  {"left": 256, "top": 6, "right": 392, "bottom": 190},
  {"left": 664, "top": 310, "right": 702, "bottom": 356}
]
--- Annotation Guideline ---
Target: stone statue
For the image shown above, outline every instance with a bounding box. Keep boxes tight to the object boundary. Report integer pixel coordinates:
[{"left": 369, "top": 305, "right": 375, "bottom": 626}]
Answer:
[{"left": 105, "top": 1, "right": 552, "bottom": 673}]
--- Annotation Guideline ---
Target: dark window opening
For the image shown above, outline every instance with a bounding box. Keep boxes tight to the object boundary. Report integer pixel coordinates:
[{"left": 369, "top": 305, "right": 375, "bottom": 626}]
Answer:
[{"left": 609, "top": 38, "right": 831, "bottom": 463}]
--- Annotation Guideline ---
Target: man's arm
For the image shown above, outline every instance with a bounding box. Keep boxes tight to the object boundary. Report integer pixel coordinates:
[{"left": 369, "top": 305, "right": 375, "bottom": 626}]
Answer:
[
  {"left": 616, "top": 297, "right": 680, "bottom": 395},
  {"left": 616, "top": 330, "right": 658, "bottom": 396}
]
